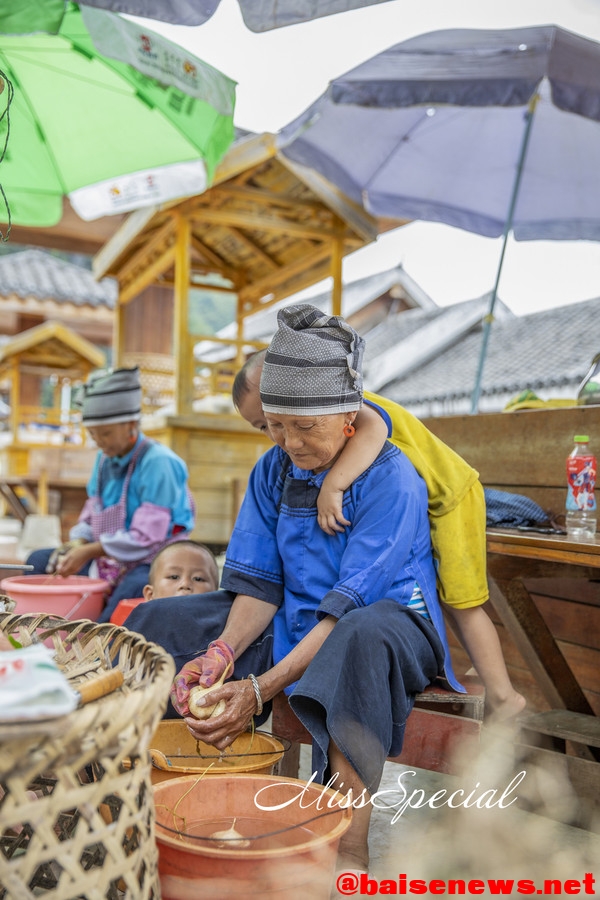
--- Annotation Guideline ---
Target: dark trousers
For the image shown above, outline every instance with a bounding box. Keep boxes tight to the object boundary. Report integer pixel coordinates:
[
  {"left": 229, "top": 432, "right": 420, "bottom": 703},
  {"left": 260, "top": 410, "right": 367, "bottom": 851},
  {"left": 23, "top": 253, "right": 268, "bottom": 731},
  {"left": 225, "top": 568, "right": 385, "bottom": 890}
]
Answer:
[
  {"left": 124, "top": 594, "right": 444, "bottom": 789},
  {"left": 290, "top": 600, "right": 444, "bottom": 792}
]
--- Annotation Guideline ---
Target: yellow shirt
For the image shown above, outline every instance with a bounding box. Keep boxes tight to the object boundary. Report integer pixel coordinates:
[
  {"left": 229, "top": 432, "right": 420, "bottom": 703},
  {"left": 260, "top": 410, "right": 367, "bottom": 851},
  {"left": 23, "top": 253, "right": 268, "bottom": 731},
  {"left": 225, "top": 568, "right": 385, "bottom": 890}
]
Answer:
[{"left": 365, "top": 392, "right": 488, "bottom": 609}]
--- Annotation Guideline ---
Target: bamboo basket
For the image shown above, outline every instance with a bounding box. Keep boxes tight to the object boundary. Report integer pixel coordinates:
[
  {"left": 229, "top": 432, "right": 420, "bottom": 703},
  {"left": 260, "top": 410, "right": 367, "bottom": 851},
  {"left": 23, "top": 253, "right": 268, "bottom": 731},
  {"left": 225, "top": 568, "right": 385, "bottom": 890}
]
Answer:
[{"left": 0, "top": 611, "right": 175, "bottom": 900}]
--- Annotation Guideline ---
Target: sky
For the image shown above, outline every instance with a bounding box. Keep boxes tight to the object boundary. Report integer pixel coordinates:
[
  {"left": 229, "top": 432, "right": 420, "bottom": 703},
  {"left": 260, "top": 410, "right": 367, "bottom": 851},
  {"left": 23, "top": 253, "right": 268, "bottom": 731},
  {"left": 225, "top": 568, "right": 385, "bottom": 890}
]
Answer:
[{"left": 133, "top": 0, "right": 600, "bottom": 316}]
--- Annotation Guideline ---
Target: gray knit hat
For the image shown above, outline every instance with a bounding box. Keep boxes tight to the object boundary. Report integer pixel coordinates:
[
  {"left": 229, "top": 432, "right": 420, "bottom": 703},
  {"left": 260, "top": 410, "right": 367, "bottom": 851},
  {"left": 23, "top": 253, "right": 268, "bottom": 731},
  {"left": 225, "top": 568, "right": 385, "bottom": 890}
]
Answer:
[
  {"left": 76, "top": 367, "right": 142, "bottom": 427},
  {"left": 260, "top": 305, "right": 364, "bottom": 416}
]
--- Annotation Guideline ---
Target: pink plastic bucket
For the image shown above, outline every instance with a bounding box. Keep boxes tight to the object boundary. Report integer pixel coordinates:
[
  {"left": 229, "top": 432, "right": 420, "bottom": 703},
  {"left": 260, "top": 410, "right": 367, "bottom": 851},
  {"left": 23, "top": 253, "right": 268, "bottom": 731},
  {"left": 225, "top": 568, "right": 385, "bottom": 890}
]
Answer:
[
  {"left": 0, "top": 575, "right": 109, "bottom": 621},
  {"left": 154, "top": 773, "right": 352, "bottom": 900}
]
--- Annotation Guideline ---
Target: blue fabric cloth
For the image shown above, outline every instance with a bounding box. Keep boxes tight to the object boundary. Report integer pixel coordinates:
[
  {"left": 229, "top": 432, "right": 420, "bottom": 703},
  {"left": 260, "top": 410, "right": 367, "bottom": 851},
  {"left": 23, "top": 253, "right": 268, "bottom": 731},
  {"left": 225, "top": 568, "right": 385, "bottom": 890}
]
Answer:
[
  {"left": 484, "top": 488, "right": 549, "bottom": 527},
  {"left": 125, "top": 441, "right": 457, "bottom": 789},
  {"left": 222, "top": 442, "right": 462, "bottom": 693},
  {"left": 124, "top": 590, "right": 274, "bottom": 722},
  {"left": 290, "top": 600, "right": 443, "bottom": 791}
]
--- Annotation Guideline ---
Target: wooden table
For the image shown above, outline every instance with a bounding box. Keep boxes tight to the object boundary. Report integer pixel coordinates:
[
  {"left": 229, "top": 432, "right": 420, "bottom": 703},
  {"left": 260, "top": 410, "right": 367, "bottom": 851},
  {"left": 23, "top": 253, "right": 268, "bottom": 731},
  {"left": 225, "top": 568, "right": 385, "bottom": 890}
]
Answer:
[
  {"left": 0, "top": 473, "right": 87, "bottom": 520},
  {"left": 486, "top": 527, "right": 600, "bottom": 716}
]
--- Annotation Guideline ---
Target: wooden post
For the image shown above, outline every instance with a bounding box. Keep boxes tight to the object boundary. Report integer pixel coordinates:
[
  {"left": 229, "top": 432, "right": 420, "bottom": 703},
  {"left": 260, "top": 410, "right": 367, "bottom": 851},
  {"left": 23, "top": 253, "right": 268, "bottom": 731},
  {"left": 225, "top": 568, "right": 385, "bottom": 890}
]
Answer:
[
  {"left": 173, "top": 214, "right": 192, "bottom": 415},
  {"left": 113, "top": 296, "right": 125, "bottom": 367},
  {"left": 234, "top": 293, "right": 245, "bottom": 369},
  {"left": 9, "top": 359, "right": 19, "bottom": 444},
  {"left": 331, "top": 229, "right": 343, "bottom": 317},
  {"left": 37, "top": 469, "right": 49, "bottom": 516}
]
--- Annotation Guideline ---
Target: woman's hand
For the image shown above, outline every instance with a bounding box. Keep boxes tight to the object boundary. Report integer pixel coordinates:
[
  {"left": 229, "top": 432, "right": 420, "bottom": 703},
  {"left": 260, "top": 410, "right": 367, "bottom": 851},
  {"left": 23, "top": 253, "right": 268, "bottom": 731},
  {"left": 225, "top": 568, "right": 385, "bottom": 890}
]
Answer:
[
  {"left": 170, "top": 640, "right": 235, "bottom": 717},
  {"left": 46, "top": 539, "right": 86, "bottom": 574},
  {"left": 54, "top": 541, "right": 102, "bottom": 577},
  {"left": 183, "top": 678, "right": 259, "bottom": 750}
]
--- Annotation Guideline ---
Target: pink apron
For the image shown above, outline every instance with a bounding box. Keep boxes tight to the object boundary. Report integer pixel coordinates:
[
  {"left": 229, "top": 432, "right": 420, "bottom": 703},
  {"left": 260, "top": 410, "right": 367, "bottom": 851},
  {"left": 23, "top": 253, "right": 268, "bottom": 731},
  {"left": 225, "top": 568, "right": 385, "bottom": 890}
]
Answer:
[{"left": 90, "top": 440, "right": 179, "bottom": 588}]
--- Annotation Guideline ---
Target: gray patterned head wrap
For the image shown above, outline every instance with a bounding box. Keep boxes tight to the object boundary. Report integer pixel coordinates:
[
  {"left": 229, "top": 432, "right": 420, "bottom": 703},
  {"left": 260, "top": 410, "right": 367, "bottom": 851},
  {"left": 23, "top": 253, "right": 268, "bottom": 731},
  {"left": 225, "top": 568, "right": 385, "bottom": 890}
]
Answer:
[
  {"left": 74, "top": 366, "right": 142, "bottom": 427},
  {"left": 260, "top": 304, "right": 364, "bottom": 416}
]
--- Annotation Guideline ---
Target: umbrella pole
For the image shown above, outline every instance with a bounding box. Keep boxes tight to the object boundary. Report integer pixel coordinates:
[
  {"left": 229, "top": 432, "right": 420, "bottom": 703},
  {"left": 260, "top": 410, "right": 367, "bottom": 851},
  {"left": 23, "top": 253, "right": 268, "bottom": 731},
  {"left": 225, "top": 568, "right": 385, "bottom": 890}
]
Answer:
[{"left": 470, "top": 95, "right": 538, "bottom": 415}]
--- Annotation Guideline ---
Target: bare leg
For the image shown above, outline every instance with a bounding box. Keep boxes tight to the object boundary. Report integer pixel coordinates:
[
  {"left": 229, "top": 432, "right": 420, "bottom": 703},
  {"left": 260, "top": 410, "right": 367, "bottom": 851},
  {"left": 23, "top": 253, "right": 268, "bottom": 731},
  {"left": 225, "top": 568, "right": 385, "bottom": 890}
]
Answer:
[
  {"left": 444, "top": 603, "right": 526, "bottom": 723},
  {"left": 328, "top": 740, "right": 373, "bottom": 872}
]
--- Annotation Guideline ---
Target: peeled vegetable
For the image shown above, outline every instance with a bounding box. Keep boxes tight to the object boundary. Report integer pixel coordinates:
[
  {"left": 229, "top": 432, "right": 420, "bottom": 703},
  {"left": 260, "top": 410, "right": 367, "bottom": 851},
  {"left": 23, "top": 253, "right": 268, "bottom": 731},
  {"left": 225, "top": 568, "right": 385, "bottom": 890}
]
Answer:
[
  {"left": 188, "top": 672, "right": 227, "bottom": 719},
  {"left": 210, "top": 818, "right": 250, "bottom": 848}
]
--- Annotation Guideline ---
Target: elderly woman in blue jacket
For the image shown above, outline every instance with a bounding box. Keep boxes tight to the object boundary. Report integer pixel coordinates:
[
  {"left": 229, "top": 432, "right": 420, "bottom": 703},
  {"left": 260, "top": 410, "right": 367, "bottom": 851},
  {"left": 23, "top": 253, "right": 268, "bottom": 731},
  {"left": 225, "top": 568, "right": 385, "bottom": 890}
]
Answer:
[
  {"left": 127, "top": 306, "right": 461, "bottom": 874},
  {"left": 26, "top": 367, "right": 195, "bottom": 623}
]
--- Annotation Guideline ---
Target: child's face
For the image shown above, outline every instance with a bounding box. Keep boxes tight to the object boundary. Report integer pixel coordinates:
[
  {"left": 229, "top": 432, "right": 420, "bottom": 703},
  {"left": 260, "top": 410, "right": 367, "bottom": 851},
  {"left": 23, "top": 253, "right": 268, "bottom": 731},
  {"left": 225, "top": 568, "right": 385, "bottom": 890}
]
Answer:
[
  {"left": 236, "top": 382, "right": 270, "bottom": 435},
  {"left": 144, "top": 546, "right": 217, "bottom": 600}
]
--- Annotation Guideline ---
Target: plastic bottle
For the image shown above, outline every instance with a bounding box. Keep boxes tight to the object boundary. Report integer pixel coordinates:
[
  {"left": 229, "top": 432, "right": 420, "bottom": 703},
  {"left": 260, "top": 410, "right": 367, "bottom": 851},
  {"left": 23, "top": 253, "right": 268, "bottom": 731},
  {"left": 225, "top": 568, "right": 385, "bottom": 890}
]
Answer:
[{"left": 565, "top": 435, "right": 597, "bottom": 540}]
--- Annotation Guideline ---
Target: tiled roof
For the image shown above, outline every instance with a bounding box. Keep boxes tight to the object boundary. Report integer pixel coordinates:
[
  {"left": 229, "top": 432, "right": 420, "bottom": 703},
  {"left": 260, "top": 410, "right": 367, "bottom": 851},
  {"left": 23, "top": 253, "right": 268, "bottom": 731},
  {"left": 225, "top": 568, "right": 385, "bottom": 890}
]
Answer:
[
  {"left": 194, "top": 263, "right": 435, "bottom": 362},
  {"left": 0, "top": 249, "right": 117, "bottom": 308},
  {"left": 374, "top": 296, "right": 600, "bottom": 409}
]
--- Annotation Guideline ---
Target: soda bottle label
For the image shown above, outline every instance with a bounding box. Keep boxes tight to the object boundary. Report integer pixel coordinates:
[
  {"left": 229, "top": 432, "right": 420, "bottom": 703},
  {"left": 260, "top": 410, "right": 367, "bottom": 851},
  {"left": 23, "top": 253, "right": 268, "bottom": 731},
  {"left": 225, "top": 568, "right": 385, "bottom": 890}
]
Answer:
[{"left": 566, "top": 454, "right": 597, "bottom": 511}]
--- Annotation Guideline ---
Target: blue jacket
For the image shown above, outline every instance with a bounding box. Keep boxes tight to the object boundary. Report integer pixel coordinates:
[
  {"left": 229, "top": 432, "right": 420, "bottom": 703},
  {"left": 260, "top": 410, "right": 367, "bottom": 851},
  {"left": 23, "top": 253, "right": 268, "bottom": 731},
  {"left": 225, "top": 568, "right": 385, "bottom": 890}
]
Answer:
[{"left": 222, "top": 442, "right": 462, "bottom": 692}]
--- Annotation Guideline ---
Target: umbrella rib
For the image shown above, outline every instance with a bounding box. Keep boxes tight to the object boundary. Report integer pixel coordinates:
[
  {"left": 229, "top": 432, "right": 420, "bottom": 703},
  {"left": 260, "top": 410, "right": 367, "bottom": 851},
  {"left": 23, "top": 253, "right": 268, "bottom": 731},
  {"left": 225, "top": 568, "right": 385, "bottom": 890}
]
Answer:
[
  {"left": 363, "top": 107, "right": 434, "bottom": 194},
  {"left": 0, "top": 52, "right": 70, "bottom": 195},
  {"left": 6, "top": 49, "right": 140, "bottom": 99}
]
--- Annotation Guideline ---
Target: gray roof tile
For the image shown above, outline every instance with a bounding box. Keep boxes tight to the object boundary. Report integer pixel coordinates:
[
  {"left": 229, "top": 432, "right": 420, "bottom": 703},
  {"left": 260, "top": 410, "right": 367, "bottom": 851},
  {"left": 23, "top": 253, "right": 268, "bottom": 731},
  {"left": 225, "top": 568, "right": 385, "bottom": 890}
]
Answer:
[
  {"left": 0, "top": 249, "right": 117, "bottom": 308},
  {"left": 374, "top": 296, "right": 600, "bottom": 406}
]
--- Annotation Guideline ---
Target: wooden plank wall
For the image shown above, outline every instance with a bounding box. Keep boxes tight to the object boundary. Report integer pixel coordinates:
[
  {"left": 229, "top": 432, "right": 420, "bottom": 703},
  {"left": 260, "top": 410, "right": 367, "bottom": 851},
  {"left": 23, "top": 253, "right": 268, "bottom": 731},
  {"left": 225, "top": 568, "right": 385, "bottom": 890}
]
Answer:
[
  {"left": 422, "top": 406, "right": 600, "bottom": 515},
  {"left": 422, "top": 406, "right": 600, "bottom": 715}
]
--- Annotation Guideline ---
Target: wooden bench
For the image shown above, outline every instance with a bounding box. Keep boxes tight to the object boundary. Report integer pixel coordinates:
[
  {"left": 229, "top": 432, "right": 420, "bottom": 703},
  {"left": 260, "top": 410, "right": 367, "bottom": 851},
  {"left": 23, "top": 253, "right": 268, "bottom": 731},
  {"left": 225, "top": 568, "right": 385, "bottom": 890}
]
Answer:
[
  {"left": 515, "top": 709, "right": 600, "bottom": 829},
  {"left": 272, "top": 675, "right": 485, "bottom": 778}
]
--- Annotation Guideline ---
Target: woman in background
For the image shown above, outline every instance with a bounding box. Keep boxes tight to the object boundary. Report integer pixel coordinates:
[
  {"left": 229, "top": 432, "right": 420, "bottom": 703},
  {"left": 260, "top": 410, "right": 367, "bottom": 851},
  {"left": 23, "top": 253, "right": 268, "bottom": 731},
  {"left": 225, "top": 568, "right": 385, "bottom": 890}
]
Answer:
[{"left": 27, "top": 367, "right": 195, "bottom": 623}]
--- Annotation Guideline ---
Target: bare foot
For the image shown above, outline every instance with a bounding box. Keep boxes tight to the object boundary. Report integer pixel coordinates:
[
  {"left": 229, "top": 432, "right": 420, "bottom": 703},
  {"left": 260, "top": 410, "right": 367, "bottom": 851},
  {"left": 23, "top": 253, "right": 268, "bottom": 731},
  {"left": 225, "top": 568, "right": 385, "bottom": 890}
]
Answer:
[{"left": 484, "top": 689, "right": 527, "bottom": 725}]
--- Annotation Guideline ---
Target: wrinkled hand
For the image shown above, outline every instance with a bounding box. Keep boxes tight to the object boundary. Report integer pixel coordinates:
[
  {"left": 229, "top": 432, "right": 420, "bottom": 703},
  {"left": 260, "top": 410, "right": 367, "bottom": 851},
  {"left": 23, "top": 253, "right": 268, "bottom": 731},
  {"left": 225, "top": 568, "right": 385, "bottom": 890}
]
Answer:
[
  {"left": 170, "top": 639, "right": 234, "bottom": 717},
  {"left": 183, "top": 679, "right": 258, "bottom": 751},
  {"left": 46, "top": 539, "right": 87, "bottom": 574}
]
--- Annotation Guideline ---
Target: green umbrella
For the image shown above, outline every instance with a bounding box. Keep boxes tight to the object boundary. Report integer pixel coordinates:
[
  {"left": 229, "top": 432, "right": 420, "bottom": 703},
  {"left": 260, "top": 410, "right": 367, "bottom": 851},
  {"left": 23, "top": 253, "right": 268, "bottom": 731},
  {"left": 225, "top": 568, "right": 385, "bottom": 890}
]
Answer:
[{"left": 0, "top": 2, "right": 236, "bottom": 228}]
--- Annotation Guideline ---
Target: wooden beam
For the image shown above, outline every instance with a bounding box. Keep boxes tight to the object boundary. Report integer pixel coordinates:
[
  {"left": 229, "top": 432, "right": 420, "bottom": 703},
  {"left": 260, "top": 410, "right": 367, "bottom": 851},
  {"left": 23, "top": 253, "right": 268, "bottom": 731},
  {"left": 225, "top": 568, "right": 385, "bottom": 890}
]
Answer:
[
  {"left": 93, "top": 206, "right": 169, "bottom": 279},
  {"left": 209, "top": 183, "right": 325, "bottom": 215},
  {"left": 9, "top": 359, "right": 19, "bottom": 443},
  {"left": 226, "top": 227, "right": 279, "bottom": 271},
  {"left": 239, "top": 244, "right": 333, "bottom": 308},
  {"left": 173, "top": 215, "right": 193, "bottom": 416},
  {"left": 119, "top": 245, "right": 176, "bottom": 306},
  {"left": 115, "top": 220, "right": 175, "bottom": 283},
  {"left": 331, "top": 229, "right": 344, "bottom": 317},
  {"left": 189, "top": 234, "right": 238, "bottom": 279},
  {"left": 278, "top": 153, "right": 379, "bottom": 244},
  {"left": 158, "top": 278, "right": 237, "bottom": 294},
  {"left": 173, "top": 134, "right": 279, "bottom": 221},
  {"left": 113, "top": 294, "right": 125, "bottom": 366},
  {"left": 487, "top": 570, "right": 594, "bottom": 715},
  {"left": 189, "top": 207, "right": 347, "bottom": 241},
  {"left": 211, "top": 132, "right": 278, "bottom": 187}
]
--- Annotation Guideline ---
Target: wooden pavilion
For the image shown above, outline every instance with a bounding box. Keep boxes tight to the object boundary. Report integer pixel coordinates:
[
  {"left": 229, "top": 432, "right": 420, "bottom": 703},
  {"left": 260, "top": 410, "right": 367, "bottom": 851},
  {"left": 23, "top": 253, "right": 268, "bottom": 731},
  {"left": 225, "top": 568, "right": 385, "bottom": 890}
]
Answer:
[
  {"left": 92, "top": 132, "right": 398, "bottom": 546},
  {"left": 0, "top": 321, "right": 103, "bottom": 530},
  {"left": 93, "top": 132, "right": 395, "bottom": 410}
]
